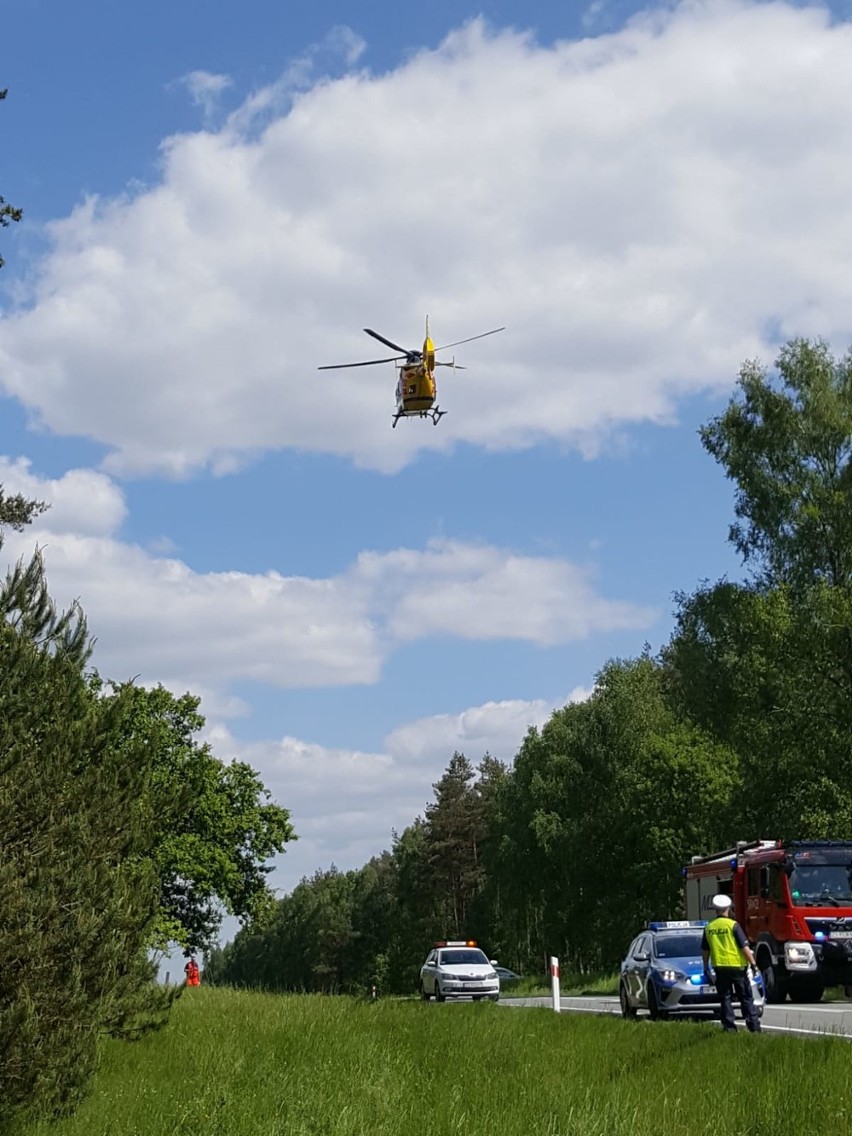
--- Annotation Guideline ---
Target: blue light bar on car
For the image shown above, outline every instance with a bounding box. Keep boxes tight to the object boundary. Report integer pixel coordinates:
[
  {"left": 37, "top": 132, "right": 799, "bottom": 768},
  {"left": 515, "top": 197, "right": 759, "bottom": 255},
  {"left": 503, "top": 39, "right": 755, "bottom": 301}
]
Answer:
[{"left": 647, "top": 920, "right": 707, "bottom": 930}]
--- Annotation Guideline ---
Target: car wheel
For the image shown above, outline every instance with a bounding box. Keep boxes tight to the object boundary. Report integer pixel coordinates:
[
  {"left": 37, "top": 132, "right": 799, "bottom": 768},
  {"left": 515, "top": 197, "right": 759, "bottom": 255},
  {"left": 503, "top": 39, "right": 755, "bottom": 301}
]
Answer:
[
  {"left": 647, "top": 983, "right": 667, "bottom": 1021},
  {"left": 420, "top": 983, "right": 430, "bottom": 1001},
  {"left": 435, "top": 984, "right": 446, "bottom": 1003},
  {"left": 619, "top": 982, "right": 637, "bottom": 1020},
  {"left": 489, "top": 994, "right": 499, "bottom": 1003}
]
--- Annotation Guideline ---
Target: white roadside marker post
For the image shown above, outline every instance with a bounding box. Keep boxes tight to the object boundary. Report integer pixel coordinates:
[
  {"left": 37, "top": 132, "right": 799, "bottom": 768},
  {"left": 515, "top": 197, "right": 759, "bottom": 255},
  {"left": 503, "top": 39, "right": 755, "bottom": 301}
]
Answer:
[{"left": 550, "top": 956, "right": 560, "bottom": 1013}]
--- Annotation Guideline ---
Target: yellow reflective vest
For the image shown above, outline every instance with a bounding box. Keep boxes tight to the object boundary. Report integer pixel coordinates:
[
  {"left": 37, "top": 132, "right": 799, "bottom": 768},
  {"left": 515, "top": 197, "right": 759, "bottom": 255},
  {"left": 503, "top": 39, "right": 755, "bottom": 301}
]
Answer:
[{"left": 704, "top": 916, "right": 747, "bottom": 968}]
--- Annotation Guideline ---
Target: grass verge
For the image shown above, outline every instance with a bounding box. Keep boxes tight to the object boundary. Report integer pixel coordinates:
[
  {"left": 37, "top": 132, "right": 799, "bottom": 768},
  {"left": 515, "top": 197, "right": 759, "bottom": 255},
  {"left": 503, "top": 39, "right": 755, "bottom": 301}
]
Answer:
[
  {"left": 19, "top": 986, "right": 852, "bottom": 1136},
  {"left": 501, "top": 971, "right": 618, "bottom": 998}
]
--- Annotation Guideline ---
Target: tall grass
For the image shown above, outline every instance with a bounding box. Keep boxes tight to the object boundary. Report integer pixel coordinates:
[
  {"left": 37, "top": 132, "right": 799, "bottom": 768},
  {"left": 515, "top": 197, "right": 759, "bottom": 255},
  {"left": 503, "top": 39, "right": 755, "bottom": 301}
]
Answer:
[
  {"left": 20, "top": 987, "right": 852, "bottom": 1136},
  {"left": 500, "top": 970, "right": 618, "bottom": 998}
]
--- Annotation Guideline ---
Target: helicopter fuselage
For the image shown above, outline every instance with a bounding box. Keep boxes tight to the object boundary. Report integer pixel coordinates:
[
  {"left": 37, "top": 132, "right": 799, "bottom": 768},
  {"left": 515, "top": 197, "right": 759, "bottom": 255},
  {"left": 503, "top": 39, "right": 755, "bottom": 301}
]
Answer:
[
  {"left": 396, "top": 362, "right": 436, "bottom": 414},
  {"left": 391, "top": 333, "right": 445, "bottom": 426},
  {"left": 393, "top": 363, "right": 444, "bottom": 426}
]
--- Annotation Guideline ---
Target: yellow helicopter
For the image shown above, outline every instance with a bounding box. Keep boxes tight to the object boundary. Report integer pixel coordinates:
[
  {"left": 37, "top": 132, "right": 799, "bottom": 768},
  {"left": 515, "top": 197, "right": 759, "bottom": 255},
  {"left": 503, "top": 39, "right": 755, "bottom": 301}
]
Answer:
[{"left": 318, "top": 318, "right": 505, "bottom": 427}]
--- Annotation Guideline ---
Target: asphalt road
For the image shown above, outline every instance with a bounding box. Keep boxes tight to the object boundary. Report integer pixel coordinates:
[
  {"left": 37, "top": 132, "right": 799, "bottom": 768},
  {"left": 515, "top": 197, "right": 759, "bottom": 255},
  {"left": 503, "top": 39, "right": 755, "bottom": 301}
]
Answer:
[{"left": 502, "top": 995, "right": 852, "bottom": 1038}]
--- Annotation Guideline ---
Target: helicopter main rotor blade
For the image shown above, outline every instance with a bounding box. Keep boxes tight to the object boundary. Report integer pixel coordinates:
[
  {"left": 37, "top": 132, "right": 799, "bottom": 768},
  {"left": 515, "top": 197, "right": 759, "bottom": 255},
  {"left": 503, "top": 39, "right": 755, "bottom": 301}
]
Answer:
[
  {"left": 434, "top": 327, "right": 506, "bottom": 352},
  {"left": 435, "top": 362, "right": 466, "bottom": 369},
  {"left": 317, "top": 355, "right": 404, "bottom": 370},
  {"left": 364, "top": 328, "right": 412, "bottom": 355}
]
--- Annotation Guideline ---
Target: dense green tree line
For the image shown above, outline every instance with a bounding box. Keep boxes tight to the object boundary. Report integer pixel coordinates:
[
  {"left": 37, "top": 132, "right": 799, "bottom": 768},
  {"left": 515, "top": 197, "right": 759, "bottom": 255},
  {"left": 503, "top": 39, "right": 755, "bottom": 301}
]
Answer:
[
  {"left": 0, "top": 577, "right": 172, "bottom": 1125},
  {"left": 208, "top": 754, "right": 505, "bottom": 993},
  {"left": 0, "top": 492, "right": 294, "bottom": 1129},
  {"left": 105, "top": 681, "right": 294, "bottom": 953},
  {"left": 213, "top": 339, "right": 852, "bottom": 994}
]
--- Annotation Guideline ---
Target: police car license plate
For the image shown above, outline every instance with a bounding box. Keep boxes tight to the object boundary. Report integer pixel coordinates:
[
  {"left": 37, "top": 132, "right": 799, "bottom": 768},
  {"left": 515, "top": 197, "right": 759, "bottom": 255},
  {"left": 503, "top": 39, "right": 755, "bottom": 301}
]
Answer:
[
  {"left": 832, "top": 932, "right": 852, "bottom": 939},
  {"left": 699, "top": 985, "right": 715, "bottom": 995}
]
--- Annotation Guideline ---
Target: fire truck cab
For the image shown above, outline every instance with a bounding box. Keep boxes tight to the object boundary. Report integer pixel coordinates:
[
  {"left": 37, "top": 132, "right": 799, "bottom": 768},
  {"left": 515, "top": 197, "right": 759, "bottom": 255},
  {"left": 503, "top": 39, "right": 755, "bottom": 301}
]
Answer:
[{"left": 685, "top": 840, "right": 852, "bottom": 1003}]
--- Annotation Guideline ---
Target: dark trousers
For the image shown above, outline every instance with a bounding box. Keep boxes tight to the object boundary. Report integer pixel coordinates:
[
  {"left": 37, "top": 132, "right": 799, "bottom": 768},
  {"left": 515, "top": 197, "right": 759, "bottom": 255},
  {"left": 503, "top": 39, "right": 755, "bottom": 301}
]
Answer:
[{"left": 715, "top": 967, "right": 761, "bottom": 1032}]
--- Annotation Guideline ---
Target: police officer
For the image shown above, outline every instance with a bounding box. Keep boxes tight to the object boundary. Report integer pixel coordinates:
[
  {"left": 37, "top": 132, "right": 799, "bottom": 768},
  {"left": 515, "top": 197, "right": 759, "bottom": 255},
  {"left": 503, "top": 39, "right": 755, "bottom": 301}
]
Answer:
[{"left": 701, "top": 894, "right": 761, "bottom": 1033}]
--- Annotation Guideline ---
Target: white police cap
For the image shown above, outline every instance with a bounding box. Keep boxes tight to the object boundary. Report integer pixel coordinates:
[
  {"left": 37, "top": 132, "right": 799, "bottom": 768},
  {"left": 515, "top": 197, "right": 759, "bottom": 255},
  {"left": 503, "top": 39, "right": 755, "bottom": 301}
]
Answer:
[{"left": 712, "top": 894, "right": 733, "bottom": 910}]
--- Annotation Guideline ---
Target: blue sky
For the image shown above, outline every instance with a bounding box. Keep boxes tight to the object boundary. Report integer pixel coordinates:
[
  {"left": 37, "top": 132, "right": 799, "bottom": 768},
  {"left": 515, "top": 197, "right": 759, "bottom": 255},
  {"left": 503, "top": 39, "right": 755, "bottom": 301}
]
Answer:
[{"left": 3, "top": 0, "right": 852, "bottom": 930}]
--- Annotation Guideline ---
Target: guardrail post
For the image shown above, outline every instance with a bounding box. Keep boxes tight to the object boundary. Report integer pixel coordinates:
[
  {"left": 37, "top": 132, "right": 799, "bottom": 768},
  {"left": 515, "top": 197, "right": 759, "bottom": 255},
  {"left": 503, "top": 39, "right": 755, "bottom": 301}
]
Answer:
[{"left": 550, "top": 956, "right": 560, "bottom": 1013}]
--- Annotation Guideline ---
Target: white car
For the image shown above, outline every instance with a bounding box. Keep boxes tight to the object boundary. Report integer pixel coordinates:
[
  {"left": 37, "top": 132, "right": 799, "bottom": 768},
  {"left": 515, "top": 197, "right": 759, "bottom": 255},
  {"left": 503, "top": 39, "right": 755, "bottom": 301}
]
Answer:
[{"left": 420, "top": 941, "right": 500, "bottom": 1002}]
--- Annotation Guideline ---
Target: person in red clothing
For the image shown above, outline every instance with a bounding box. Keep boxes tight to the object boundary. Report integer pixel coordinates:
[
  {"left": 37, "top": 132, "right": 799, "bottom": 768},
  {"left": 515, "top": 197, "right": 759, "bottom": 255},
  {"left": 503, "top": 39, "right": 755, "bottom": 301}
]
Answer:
[{"left": 184, "top": 957, "right": 201, "bottom": 986}]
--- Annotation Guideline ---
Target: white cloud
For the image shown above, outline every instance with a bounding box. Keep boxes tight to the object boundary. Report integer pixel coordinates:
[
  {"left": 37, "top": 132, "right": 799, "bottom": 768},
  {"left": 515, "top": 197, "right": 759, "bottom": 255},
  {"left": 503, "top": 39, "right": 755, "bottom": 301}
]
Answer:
[
  {"left": 355, "top": 539, "right": 654, "bottom": 644},
  {"left": 385, "top": 696, "right": 558, "bottom": 763},
  {"left": 583, "top": 2, "right": 606, "bottom": 26},
  {"left": 384, "top": 683, "right": 591, "bottom": 765},
  {"left": 227, "top": 25, "right": 367, "bottom": 134},
  {"left": 0, "top": 462, "right": 653, "bottom": 702},
  {"left": 3, "top": 3, "right": 852, "bottom": 474},
  {"left": 177, "top": 71, "right": 233, "bottom": 120},
  {"left": 212, "top": 691, "right": 574, "bottom": 893},
  {"left": 5, "top": 528, "right": 382, "bottom": 691},
  {"left": 0, "top": 456, "right": 126, "bottom": 536}
]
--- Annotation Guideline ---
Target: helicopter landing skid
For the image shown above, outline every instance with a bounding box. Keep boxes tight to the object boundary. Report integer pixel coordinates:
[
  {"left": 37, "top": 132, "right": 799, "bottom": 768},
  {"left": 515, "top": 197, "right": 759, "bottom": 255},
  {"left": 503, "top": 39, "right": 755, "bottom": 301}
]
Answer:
[{"left": 392, "top": 407, "right": 447, "bottom": 428}]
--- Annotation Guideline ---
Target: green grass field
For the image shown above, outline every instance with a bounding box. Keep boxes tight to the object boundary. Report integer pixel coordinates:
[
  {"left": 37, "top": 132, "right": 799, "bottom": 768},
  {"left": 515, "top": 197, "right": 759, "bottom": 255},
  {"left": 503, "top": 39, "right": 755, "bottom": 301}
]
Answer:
[{"left": 20, "top": 987, "right": 852, "bottom": 1136}]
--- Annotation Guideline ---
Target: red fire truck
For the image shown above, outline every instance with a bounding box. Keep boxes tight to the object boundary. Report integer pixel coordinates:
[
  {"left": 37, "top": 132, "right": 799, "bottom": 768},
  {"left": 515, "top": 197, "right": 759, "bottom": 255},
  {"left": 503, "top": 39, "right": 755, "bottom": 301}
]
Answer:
[{"left": 684, "top": 840, "right": 852, "bottom": 1003}]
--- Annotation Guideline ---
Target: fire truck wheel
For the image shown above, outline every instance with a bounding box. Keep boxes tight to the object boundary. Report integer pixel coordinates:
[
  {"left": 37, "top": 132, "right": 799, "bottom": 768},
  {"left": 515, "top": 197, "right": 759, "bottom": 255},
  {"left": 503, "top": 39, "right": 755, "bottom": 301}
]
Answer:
[
  {"left": 647, "top": 984, "right": 668, "bottom": 1021},
  {"left": 758, "top": 954, "right": 789, "bottom": 1004}
]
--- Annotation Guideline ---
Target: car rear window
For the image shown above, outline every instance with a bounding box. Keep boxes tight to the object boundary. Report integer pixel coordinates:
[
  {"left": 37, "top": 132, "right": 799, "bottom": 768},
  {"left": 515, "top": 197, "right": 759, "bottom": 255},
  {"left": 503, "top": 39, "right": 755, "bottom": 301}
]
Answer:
[{"left": 654, "top": 934, "right": 703, "bottom": 959}]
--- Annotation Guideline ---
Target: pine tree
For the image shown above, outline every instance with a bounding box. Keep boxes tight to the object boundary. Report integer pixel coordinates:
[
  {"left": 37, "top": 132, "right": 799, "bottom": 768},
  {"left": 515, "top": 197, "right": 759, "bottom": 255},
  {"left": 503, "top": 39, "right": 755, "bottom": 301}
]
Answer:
[
  {"left": 425, "top": 753, "right": 485, "bottom": 937},
  {"left": 0, "top": 486, "right": 47, "bottom": 548},
  {"left": 0, "top": 511, "right": 174, "bottom": 1127}
]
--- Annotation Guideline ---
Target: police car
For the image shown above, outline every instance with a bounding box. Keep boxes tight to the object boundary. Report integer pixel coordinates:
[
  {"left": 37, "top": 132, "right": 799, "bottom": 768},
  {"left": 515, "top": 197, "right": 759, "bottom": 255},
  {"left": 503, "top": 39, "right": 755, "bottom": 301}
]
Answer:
[
  {"left": 420, "top": 941, "right": 500, "bottom": 1002},
  {"left": 619, "top": 920, "right": 766, "bottom": 1020}
]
